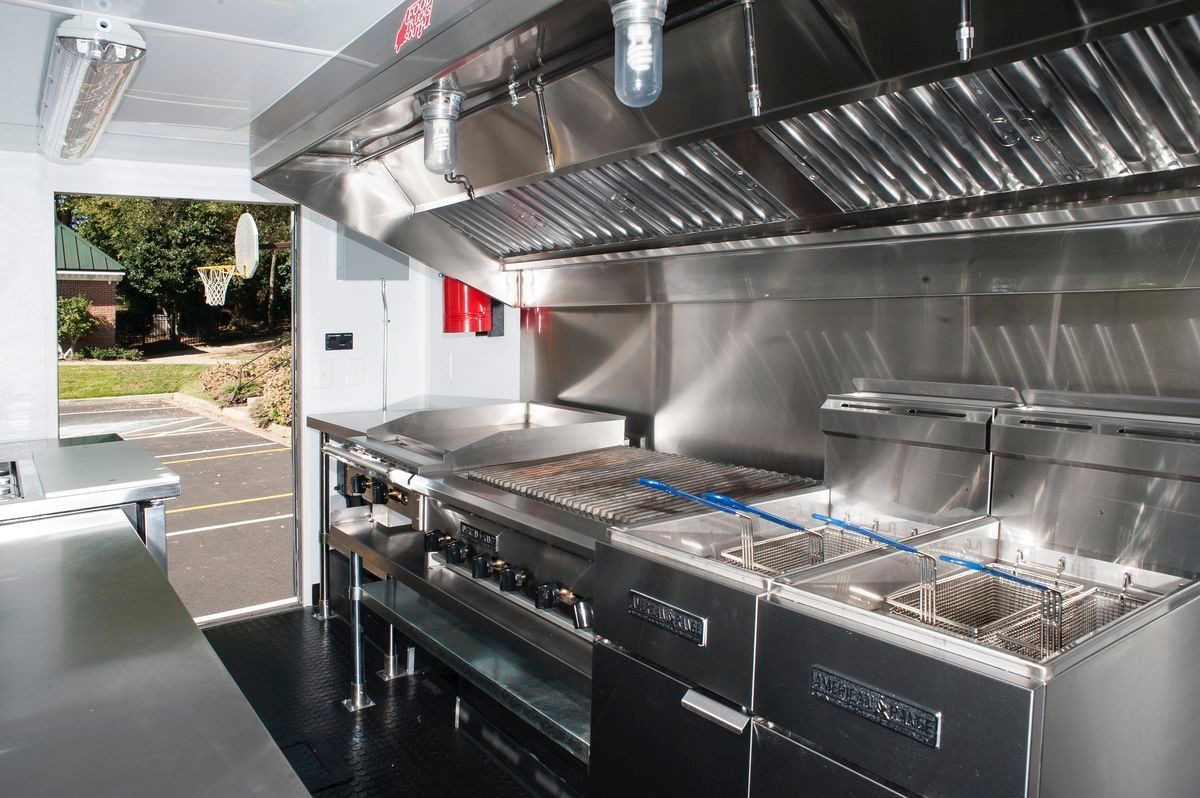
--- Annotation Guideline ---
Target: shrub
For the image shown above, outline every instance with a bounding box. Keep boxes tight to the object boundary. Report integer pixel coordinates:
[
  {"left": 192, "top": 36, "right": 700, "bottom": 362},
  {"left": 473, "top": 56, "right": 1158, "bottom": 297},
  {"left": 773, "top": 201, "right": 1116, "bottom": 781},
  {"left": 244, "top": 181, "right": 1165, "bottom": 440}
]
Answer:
[
  {"left": 200, "top": 344, "right": 291, "bottom": 423},
  {"left": 57, "top": 296, "right": 100, "bottom": 359},
  {"left": 249, "top": 399, "right": 274, "bottom": 428},
  {"left": 257, "top": 367, "right": 292, "bottom": 427},
  {"left": 200, "top": 362, "right": 245, "bottom": 397},
  {"left": 78, "top": 346, "right": 145, "bottom": 361},
  {"left": 218, "top": 377, "right": 262, "bottom": 407}
]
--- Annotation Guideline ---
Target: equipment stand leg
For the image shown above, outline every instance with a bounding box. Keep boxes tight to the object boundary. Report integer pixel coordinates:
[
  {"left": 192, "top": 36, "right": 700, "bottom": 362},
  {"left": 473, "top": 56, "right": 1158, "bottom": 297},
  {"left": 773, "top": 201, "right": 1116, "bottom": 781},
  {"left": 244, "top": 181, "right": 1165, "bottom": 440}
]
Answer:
[
  {"left": 314, "top": 446, "right": 333, "bottom": 621},
  {"left": 342, "top": 551, "right": 375, "bottom": 712},
  {"left": 378, "top": 577, "right": 417, "bottom": 681}
]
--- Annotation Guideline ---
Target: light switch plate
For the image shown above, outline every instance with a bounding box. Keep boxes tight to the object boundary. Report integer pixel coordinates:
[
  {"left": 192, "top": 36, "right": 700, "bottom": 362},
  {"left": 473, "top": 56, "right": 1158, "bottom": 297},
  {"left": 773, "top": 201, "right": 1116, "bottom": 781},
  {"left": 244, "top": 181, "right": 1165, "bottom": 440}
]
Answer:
[
  {"left": 315, "top": 360, "right": 333, "bottom": 388},
  {"left": 346, "top": 359, "right": 364, "bottom": 386}
]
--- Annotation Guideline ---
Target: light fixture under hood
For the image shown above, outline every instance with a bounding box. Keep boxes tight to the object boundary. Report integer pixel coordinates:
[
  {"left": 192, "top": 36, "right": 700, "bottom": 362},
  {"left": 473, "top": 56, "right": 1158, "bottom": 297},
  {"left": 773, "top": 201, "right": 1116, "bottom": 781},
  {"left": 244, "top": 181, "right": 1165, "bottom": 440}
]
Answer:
[
  {"left": 610, "top": 0, "right": 667, "bottom": 108},
  {"left": 418, "top": 79, "right": 466, "bottom": 174},
  {"left": 37, "top": 15, "right": 146, "bottom": 162}
]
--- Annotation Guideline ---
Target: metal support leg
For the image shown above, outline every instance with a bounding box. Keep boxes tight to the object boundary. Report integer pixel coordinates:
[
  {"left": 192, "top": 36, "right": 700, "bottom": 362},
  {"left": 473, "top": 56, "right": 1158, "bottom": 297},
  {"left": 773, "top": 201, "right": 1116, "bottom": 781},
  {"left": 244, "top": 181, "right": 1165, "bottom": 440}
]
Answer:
[
  {"left": 377, "top": 578, "right": 417, "bottom": 681},
  {"left": 314, "top": 441, "right": 333, "bottom": 621},
  {"left": 342, "top": 551, "right": 375, "bottom": 712}
]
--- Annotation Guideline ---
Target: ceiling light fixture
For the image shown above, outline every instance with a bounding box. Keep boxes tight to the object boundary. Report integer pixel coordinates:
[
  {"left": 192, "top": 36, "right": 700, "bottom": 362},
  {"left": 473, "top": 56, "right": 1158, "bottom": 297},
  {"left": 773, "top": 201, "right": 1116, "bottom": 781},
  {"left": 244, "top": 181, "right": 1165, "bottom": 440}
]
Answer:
[
  {"left": 610, "top": 0, "right": 668, "bottom": 109},
  {"left": 37, "top": 15, "right": 146, "bottom": 162}
]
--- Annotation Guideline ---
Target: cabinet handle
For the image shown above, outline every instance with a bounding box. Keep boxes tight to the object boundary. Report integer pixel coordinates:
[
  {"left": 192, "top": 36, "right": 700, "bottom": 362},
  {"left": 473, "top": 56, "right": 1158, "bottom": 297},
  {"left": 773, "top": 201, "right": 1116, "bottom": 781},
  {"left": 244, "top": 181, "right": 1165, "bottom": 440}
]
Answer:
[{"left": 680, "top": 689, "right": 751, "bottom": 734}]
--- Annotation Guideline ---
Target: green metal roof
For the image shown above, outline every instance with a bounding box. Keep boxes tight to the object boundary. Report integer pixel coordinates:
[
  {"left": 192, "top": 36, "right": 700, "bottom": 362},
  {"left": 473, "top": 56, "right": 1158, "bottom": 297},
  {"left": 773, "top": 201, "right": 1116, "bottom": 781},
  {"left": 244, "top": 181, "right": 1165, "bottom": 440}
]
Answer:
[{"left": 55, "top": 223, "right": 125, "bottom": 274}]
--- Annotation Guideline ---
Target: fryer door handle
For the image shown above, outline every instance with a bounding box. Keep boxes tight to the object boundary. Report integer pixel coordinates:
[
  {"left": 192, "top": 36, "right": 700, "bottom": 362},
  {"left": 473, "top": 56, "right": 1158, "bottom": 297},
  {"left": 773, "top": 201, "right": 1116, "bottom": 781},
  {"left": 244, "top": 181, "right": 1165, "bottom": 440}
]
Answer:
[{"left": 680, "top": 689, "right": 751, "bottom": 734}]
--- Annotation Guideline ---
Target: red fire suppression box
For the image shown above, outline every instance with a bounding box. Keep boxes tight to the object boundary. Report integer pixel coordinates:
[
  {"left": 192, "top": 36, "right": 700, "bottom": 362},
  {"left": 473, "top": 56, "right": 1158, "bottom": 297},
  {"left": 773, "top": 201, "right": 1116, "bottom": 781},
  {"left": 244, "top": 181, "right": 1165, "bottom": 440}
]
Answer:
[{"left": 443, "top": 276, "right": 493, "bottom": 334}]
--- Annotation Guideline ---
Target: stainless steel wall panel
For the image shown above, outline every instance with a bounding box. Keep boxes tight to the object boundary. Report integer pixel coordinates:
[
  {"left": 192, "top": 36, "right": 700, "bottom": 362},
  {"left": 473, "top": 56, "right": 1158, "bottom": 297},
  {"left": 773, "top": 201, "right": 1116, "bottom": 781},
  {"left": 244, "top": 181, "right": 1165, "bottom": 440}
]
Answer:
[{"left": 524, "top": 289, "right": 1200, "bottom": 476}]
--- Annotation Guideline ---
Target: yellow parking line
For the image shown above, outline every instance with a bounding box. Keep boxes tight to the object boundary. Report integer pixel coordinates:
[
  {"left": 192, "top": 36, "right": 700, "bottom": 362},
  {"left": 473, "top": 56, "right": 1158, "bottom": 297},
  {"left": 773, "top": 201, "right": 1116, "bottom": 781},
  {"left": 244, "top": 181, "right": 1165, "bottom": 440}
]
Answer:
[
  {"left": 162, "top": 448, "right": 289, "bottom": 465},
  {"left": 167, "top": 492, "right": 293, "bottom": 515}
]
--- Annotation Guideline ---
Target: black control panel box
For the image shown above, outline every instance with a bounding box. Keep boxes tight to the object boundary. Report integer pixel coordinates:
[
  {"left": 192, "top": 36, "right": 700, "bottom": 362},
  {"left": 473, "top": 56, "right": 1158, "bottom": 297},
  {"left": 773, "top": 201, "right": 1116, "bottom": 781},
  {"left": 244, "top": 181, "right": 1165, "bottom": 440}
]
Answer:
[{"left": 325, "top": 332, "right": 353, "bottom": 350}]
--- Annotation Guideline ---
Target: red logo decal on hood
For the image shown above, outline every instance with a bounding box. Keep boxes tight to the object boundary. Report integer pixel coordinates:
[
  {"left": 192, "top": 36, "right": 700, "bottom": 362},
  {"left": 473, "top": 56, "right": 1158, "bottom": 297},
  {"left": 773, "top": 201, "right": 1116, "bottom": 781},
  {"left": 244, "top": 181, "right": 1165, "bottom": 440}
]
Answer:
[{"left": 394, "top": 0, "right": 434, "bottom": 53}]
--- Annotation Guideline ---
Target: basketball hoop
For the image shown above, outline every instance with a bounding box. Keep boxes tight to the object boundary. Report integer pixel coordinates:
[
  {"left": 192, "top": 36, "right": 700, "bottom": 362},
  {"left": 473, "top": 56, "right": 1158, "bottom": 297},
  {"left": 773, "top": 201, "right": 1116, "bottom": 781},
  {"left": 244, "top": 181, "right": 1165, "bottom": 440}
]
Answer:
[{"left": 197, "top": 265, "right": 237, "bottom": 306}]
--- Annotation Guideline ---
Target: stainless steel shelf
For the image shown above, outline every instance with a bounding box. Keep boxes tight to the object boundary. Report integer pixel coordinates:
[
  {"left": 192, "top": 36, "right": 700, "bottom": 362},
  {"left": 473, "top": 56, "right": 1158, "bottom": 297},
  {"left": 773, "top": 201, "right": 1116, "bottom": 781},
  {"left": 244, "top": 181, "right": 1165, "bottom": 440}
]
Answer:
[
  {"left": 361, "top": 577, "right": 591, "bottom": 763},
  {"left": 327, "top": 517, "right": 593, "bottom": 692}
]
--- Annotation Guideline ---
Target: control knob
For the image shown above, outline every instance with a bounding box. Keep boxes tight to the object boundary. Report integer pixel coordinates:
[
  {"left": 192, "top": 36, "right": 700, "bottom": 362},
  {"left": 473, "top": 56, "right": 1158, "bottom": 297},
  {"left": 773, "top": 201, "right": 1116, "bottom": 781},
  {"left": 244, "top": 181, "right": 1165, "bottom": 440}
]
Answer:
[
  {"left": 498, "top": 565, "right": 527, "bottom": 593},
  {"left": 471, "top": 554, "right": 494, "bottom": 579},
  {"left": 443, "top": 539, "right": 467, "bottom": 565},
  {"left": 423, "top": 531, "right": 450, "bottom": 553},
  {"left": 349, "top": 474, "right": 368, "bottom": 496},
  {"left": 535, "top": 582, "right": 561, "bottom": 610},
  {"left": 370, "top": 480, "right": 389, "bottom": 505},
  {"left": 571, "top": 599, "right": 595, "bottom": 630}
]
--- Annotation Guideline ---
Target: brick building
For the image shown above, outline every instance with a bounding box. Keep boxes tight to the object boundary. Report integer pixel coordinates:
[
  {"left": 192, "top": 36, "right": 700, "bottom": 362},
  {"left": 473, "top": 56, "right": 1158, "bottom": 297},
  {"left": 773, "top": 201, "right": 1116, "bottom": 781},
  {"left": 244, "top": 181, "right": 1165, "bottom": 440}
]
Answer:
[{"left": 55, "top": 223, "right": 125, "bottom": 348}]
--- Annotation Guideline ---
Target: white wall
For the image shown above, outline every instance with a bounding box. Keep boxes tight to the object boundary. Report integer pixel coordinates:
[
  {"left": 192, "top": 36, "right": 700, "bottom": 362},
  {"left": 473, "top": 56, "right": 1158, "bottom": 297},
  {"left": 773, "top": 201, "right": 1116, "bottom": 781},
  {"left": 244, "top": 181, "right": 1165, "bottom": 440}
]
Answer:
[{"left": 295, "top": 215, "right": 430, "bottom": 600}]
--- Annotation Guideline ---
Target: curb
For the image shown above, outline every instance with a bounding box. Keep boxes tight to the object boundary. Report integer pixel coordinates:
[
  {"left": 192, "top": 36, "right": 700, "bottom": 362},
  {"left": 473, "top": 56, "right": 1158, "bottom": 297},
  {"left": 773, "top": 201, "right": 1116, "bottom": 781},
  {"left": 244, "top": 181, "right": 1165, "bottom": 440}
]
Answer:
[{"left": 170, "top": 393, "right": 292, "bottom": 446}]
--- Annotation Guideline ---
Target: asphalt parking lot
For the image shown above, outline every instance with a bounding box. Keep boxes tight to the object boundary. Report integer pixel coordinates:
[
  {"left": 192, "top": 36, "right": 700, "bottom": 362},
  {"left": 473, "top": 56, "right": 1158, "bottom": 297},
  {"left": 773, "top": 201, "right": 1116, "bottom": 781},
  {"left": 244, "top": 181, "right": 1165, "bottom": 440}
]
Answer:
[{"left": 59, "top": 396, "right": 295, "bottom": 620}]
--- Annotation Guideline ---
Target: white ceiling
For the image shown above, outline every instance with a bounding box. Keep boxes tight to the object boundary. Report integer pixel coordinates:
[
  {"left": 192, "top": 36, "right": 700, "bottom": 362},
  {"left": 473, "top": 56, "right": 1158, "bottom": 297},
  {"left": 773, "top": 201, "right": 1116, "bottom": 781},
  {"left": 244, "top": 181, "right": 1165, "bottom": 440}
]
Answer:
[{"left": 0, "top": 0, "right": 401, "bottom": 167}]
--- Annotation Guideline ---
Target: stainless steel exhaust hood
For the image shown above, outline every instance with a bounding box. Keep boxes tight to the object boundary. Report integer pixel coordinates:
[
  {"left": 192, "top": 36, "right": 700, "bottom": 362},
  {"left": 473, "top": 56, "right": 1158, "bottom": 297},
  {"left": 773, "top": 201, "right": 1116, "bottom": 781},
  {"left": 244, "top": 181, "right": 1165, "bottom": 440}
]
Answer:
[{"left": 252, "top": 0, "right": 1200, "bottom": 306}]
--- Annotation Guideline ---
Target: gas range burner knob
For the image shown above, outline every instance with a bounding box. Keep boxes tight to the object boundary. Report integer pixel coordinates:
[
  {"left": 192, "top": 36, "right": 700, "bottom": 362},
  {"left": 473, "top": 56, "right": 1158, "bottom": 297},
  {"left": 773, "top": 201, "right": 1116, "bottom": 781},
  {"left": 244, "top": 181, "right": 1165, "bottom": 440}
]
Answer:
[
  {"left": 443, "top": 540, "right": 467, "bottom": 564},
  {"left": 534, "top": 582, "right": 560, "bottom": 610},
  {"left": 572, "top": 599, "right": 595, "bottom": 630},
  {"left": 349, "top": 474, "right": 368, "bottom": 496},
  {"left": 423, "top": 531, "right": 446, "bottom": 553},
  {"left": 498, "top": 566, "right": 526, "bottom": 593},
  {"left": 471, "top": 554, "right": 494, "bottom": 579}
]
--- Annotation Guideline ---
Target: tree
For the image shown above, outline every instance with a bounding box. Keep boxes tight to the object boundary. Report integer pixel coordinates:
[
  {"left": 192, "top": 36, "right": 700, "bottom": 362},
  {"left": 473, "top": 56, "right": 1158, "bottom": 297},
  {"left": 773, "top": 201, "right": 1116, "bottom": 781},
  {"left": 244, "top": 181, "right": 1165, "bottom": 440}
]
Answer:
[{"left": 57, "top": 295, "right": 99, "bottom": 359}]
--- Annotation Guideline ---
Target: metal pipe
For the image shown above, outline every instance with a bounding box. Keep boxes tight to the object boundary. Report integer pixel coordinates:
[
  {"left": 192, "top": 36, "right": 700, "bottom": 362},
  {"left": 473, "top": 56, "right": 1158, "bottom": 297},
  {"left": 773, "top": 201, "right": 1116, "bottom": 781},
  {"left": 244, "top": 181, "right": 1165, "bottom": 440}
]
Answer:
[
  {"left": 313, "top": 439, "right": 332, "bottom": 621},
  {"left": 741, "top": 0, "right": 761, "bottom": 117},
  {"left": 444, "top": 172, "right": 476, "bottom": 200},
  {"left": 342, "top": 551, "right": 375, "bottom": 711},
  {"left": 534, "top": 76, "right": 556, "bottom": 173},
  {"left": 957, "top": 0, "right": 974, "bottom": 62}
]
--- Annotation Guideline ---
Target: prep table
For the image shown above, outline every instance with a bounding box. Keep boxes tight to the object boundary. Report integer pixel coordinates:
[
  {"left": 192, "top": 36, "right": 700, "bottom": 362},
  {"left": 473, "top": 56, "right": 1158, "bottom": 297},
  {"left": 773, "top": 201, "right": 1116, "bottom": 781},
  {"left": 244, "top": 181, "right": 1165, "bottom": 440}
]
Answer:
[
  {"left": 0, "top": 506, "right": 306, "bottom": 796},
  {"left": 0, "top": 435, "right": 181, "bottom": 571}
]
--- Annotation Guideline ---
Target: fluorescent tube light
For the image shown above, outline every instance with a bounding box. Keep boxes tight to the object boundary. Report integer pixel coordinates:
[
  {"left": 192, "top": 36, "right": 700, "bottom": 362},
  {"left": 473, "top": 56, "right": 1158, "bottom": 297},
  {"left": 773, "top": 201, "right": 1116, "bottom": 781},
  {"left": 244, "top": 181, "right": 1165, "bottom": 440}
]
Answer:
[{"left": 37, "top": 15, "right": 146, "bottom": 162}]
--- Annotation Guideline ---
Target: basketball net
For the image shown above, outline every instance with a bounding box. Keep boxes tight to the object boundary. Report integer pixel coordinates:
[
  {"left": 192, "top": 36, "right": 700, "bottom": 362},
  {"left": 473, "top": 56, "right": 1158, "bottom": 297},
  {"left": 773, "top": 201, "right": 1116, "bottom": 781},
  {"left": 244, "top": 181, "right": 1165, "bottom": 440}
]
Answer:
[{"left": 197, "top": 265, "right": 237, "bottom": 306}]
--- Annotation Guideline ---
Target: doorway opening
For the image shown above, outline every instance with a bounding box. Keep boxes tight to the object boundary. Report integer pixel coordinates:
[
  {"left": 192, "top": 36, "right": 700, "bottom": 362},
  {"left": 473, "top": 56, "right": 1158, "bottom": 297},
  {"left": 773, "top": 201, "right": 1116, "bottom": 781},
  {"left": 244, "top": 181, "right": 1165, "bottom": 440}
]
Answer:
[{"left": 54, "top": 193, "right": 299, "bottom": 620}]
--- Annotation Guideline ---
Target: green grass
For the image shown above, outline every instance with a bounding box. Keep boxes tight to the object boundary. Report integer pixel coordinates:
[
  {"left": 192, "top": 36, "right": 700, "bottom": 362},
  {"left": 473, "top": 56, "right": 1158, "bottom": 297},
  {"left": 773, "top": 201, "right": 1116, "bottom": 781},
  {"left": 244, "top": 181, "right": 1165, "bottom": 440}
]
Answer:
[{"left": 59, "top": 364, "right": 208, "bottom": 400}]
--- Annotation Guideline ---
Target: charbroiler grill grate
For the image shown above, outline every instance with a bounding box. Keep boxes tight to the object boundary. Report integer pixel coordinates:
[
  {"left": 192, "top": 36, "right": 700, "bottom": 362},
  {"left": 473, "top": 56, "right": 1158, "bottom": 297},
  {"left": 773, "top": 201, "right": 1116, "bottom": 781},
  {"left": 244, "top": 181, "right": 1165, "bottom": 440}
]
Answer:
[{"left": 468, "top": 446, "right": 816, "bottom": 526}]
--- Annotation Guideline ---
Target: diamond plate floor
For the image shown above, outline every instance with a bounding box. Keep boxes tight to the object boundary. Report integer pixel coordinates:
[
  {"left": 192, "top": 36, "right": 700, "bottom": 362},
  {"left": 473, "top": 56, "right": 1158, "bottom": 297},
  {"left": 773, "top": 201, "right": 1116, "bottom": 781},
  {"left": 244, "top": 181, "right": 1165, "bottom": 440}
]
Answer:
[{"left": 205, "top": 608, "right": 532, "bottom": 797}]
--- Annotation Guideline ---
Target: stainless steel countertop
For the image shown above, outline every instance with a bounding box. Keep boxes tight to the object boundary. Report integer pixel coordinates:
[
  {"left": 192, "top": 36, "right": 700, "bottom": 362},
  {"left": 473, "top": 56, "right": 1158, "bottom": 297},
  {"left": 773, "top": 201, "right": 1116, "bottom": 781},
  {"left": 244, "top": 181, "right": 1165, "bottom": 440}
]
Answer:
[
  {"left": 0, "top": 437, "right": 181, "bottom": 523},
  {"left": 306, "top": 394, "right": 509, "bottom": 439},
  {"left": 0, "top": 508, "right": 307, "bottom": 797}
]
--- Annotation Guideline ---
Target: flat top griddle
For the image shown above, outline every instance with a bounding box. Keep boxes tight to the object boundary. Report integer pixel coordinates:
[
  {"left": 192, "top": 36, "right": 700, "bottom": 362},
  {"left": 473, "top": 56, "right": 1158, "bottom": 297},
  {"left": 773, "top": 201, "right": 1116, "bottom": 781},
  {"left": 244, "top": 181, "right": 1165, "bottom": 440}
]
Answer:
[{"left": 468, "top": 446, "right": 817, "bottom": 527}]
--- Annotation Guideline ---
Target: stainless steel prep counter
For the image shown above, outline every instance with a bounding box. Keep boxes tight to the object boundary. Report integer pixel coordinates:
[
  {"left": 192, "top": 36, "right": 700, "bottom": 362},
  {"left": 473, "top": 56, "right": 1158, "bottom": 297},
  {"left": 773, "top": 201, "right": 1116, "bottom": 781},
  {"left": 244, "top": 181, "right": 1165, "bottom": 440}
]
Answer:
[
  {"left": 0, "top": 507, "right": 307, "bottom": 797},
  {"left": 0, "top": 436, "right": 182, "bottom": 571}
]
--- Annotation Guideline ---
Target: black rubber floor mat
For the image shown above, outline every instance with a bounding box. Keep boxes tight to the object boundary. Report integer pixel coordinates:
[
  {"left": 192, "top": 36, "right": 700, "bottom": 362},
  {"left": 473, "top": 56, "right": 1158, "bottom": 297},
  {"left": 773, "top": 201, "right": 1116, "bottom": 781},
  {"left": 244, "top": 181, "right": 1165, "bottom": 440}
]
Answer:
[
  {"left": 277, "top": 738, "right": 353, "bottom": 793},
  {"left": 205, "top": 608, "right": 531, "bottom": 797}
]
